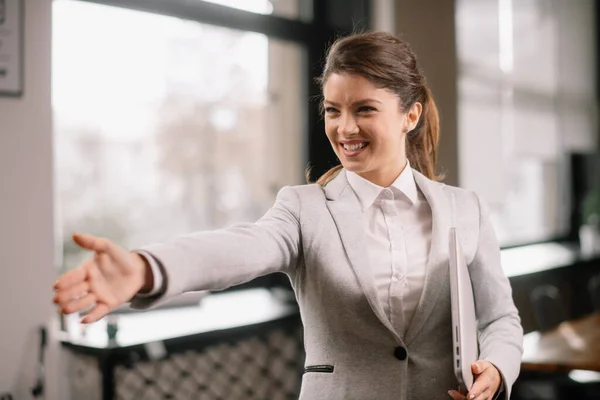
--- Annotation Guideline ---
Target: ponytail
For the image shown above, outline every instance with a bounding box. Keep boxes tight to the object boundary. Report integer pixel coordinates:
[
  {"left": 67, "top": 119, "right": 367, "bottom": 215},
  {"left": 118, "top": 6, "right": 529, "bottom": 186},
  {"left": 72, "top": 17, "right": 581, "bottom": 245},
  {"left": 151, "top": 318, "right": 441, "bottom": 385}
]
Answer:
[
  {"left": 406, "top": 86, "right": 443, "bottom": 181},
  {"left": 305, "top": 164, "right": 343, "bottom": 185}
]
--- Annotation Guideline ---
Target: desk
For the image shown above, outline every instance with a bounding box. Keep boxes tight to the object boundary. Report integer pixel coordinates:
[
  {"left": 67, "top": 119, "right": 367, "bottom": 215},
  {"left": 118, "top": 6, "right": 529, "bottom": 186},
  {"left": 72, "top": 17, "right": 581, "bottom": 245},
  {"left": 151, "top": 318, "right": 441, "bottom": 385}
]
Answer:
[
  {"left": 61, "top": 288, "right": 304, "bottom": 400},
  {"left": 501, "top": 242, "right": 600, "bottom": 278},
  {"left": 521, "top": 313, "right": 600, "bottom": 372},
  {"left": 503, "top": 242, "right": 600, "bottom": 334}
]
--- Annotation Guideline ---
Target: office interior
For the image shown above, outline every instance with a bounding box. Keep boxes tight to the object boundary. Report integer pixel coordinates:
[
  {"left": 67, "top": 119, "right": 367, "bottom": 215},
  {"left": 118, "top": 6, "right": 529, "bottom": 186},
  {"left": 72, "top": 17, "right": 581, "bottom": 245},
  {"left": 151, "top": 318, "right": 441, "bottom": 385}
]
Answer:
[{"left": 1, "top": 0, "right": 600, "bottom": 399}]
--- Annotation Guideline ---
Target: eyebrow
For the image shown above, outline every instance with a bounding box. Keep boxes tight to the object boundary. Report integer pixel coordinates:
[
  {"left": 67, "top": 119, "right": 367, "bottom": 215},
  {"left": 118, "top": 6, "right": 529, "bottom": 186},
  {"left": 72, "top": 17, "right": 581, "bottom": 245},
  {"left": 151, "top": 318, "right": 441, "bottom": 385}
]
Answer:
[{"left": 324, "top": 99, "right": 382, "bottom": 107}]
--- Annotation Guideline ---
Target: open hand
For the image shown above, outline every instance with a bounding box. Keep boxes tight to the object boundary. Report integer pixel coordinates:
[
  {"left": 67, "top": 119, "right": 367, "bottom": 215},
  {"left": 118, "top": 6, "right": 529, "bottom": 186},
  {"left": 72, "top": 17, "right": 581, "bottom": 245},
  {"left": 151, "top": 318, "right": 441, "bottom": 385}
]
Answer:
[
  {"left": 447, "top": 361, "right": 501, "bottom": 400},
  {"left": 53, "top": 233, "right": 148, "bottom": 323}
]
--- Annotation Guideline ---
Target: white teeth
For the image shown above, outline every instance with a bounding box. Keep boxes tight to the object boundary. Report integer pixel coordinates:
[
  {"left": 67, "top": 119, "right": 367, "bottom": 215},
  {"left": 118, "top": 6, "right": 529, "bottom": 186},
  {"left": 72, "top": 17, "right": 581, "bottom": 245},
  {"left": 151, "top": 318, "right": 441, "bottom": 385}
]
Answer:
[{"left": 343, "top": 142, "right": 367, "bottom": 151}]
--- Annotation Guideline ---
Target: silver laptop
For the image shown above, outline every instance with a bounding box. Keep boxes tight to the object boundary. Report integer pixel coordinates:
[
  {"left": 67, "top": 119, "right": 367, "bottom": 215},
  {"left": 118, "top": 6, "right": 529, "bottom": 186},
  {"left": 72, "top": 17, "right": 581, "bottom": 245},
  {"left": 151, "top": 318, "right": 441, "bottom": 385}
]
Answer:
[{"left": 449, "top": 227, "right": 479, "bottom": 392}]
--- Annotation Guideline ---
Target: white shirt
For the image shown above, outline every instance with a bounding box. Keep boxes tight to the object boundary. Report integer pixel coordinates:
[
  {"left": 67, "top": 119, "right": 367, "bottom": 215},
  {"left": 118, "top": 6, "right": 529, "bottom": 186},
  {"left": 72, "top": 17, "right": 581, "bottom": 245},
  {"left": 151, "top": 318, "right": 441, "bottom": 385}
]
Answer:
[
  {"left": 135, "top": 250, "right": 164, "bottom": 297},
  {"left": 346, "top": 164, "right": 432, "bottom": 335}
]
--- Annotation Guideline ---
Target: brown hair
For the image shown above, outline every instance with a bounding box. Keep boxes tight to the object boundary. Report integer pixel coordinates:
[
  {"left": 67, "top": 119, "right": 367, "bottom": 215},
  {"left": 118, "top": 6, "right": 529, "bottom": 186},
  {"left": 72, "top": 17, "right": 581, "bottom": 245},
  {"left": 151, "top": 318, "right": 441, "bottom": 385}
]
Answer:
[{"left": 309, "top": 31, "right": 442, "bottom": 186}]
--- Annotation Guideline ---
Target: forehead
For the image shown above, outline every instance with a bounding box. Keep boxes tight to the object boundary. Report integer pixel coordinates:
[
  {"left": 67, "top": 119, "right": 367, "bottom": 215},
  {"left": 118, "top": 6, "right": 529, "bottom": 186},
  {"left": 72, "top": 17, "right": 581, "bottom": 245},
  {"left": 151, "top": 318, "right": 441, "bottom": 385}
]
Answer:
[{"left": 323, "top": 73, "right": 396, "bottom": 103}]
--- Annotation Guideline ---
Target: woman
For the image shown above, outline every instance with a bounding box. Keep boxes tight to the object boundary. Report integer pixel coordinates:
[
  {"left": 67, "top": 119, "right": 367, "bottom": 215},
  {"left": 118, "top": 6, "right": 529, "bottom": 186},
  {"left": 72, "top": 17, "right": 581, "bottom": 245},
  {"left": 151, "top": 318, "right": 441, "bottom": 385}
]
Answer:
[{"left": 53, "top": 31, "right": 523, "bottom": 400}]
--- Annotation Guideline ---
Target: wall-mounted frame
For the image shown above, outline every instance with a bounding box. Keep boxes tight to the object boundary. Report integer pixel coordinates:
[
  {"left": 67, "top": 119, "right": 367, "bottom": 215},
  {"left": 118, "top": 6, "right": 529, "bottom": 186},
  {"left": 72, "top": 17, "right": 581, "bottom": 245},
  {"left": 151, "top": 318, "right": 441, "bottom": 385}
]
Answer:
[{"left": 0, "top": 0, "right": 24, "bottom": 97}]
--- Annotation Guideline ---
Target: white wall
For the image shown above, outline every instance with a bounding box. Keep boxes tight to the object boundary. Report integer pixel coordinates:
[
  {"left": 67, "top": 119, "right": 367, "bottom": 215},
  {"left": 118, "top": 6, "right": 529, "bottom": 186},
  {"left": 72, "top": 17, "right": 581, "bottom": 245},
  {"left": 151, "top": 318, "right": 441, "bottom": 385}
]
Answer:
[
  {"left": 0, "top": 1, "right": 61, "bottom": 399},
  {"left": 394, "top": 0, "right": 459, "bottom": 186},
  {"left": 371, "top": 0, "right": 396, "bottom": 34},
  {"left": 555, "top": 0, "right": 598, "bottom": 153}
]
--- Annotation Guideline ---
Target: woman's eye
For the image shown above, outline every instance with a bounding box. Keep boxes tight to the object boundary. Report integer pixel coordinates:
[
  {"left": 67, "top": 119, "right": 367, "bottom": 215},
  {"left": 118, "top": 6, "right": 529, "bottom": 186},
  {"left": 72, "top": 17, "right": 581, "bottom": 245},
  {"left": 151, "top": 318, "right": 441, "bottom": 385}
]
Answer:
[
  {"left": 358, "top": 106, "right": 376, "bottom": 112},
  {"left": 324, "top": 107, "right": 339, "bottom": 114}
]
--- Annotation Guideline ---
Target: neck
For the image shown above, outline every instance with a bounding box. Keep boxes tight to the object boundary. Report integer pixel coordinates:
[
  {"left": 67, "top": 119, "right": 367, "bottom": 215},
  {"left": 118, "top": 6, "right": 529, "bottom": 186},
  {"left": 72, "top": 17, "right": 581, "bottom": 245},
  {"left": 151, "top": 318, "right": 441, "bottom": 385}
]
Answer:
[{"left": 357, "top": 158, "right": 408, "bottom": 187}]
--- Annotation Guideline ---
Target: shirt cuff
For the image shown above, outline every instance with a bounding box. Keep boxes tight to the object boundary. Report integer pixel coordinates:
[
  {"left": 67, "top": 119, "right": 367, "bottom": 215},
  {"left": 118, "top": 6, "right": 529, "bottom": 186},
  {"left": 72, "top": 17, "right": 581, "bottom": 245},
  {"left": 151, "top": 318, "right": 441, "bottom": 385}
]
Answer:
[{"left": 133, "top": 250, "right": 164, "bottom": 297}]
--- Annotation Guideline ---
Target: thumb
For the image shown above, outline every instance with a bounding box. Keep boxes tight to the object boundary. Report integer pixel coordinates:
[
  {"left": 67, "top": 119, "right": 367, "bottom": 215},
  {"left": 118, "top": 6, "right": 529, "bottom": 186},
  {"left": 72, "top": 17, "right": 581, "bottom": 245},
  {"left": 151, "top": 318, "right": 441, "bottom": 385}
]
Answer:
[
  {"left": 471, "top": 361, "right": 485, "bottom": 375},
  {"left": 72, "top": 233, "right": 111, "bottom": 253},
  {"left": 73, "top": 233, "right": 131, "bottom": 268}
]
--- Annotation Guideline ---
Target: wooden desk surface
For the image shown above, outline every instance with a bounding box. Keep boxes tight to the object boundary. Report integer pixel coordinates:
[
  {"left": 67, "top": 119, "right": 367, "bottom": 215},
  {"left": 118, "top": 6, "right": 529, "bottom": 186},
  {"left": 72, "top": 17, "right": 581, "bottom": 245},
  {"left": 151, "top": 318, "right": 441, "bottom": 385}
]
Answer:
[{"left": 522, "top": 313, "right": 600, "bottom": 372}]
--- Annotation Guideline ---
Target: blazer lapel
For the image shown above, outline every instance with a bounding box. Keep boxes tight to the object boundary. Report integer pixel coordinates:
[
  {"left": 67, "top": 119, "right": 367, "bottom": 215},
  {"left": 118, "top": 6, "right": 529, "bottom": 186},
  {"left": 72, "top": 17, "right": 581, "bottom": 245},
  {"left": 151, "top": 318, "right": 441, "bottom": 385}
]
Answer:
[
  {"left": 324, "top": 170, "right": 402, "bottom": 342},
  {"left": 405, "top": 170, "right": 453, "bottom": 345}
]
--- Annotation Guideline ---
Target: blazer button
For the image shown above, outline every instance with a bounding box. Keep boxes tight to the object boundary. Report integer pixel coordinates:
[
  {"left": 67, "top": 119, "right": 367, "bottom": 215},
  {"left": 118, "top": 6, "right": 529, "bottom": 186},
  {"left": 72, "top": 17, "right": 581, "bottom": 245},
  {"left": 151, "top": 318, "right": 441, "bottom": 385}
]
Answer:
[{"left": 394, "top": 346, "right": 407, "bottom": 361}]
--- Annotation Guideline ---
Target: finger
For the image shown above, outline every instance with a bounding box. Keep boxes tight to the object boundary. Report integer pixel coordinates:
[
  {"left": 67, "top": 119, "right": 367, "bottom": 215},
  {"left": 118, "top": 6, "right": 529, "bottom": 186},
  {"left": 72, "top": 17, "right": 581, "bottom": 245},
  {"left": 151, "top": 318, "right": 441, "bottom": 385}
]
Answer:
[
  {"left": 81, "top": 303, "right": 110, "bottom": 324},
  {"left": 73, "top": 233, "right": 113, "bottom": 254},
  {"left": 468, "top": 388, "right": 491, "bottom": 400},
  {"left": 447, "top": 389, "right": 466, "bottom": 399},
  {"left": 471, "top": 361, "right": 489, "bottom": 375},
  {"left": 467, "top": 383, "right": 489, "bottom": 400},
  {"left": 54, "top": 263, "right": 89, "bottom": 290},
  {"left": 76, "top": 233, "right": 131, "bottom": 271},
  {"left": 61, "top": 293, "right": 97, "bottom": 315},
  {"left": 53, "top": 281, "right": 90, "bottom": 304},
  {"left": 468, "top": 374, "right": 492, "bottom": 400}
]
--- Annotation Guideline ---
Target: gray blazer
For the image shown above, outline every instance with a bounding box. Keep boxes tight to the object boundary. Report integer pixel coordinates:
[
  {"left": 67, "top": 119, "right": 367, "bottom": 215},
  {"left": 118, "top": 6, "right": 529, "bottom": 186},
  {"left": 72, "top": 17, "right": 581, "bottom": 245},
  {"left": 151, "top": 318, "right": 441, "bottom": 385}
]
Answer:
[{"left": 132, "top": 169, "right": 524, "bottom": 400}]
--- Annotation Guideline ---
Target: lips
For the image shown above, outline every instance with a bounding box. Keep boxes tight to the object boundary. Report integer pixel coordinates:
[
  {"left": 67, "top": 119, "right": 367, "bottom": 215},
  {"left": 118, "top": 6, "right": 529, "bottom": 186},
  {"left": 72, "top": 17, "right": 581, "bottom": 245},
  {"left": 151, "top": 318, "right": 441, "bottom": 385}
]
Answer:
[{"left": 340, "top": 140, "right": 369, "bottom": 157}]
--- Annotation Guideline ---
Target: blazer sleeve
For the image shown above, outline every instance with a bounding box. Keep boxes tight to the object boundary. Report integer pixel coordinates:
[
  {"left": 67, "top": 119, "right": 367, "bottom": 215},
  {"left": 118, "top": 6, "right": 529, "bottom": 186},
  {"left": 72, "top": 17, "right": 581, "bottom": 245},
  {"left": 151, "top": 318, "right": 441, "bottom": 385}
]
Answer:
[
  {"left": 130, "top": 186, "right": 302, "bottom": 310},
  {"left": 469, "top": 193, "right": 524, "bottom": 400}
]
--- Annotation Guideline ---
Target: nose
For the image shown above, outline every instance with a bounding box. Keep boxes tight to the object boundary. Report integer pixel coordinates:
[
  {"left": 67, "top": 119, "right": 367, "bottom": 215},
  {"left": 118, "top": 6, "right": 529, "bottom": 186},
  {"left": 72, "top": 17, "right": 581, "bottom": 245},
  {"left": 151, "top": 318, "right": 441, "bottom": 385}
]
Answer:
[{"left": 337, "top": 113, "right": 360, "bottom": 136}]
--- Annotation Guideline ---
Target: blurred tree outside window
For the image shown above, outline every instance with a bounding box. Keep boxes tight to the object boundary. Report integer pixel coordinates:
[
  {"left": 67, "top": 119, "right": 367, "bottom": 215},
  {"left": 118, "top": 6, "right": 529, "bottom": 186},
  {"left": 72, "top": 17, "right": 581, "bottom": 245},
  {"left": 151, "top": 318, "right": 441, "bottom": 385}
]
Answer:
[{"left": 52, "top": 0, "right": 307, "bottom": 272}]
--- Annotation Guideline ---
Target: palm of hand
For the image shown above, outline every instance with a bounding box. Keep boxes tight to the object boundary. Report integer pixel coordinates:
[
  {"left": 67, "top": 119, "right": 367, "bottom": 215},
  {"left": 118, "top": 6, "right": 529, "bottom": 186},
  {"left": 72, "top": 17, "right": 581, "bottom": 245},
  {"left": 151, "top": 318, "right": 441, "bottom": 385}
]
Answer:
[{"left": 53, "top": 233, "right": 145, "bottom": 323}]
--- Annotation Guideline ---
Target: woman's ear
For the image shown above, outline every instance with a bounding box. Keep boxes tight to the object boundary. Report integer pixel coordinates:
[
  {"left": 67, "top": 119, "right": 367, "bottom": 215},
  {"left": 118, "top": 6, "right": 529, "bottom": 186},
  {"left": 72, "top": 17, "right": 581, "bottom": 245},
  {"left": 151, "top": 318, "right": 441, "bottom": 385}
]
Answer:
[{"left": 405, "top": 102, "right": 422, "bottom": 132}]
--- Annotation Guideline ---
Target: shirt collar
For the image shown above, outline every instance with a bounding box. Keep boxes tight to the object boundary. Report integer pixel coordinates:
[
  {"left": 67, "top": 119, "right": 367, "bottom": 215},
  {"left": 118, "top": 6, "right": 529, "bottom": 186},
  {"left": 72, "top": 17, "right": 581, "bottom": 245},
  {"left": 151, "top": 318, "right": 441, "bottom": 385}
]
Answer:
[{"left": 346, "top": 162, "right": 419, "bottom": 210}]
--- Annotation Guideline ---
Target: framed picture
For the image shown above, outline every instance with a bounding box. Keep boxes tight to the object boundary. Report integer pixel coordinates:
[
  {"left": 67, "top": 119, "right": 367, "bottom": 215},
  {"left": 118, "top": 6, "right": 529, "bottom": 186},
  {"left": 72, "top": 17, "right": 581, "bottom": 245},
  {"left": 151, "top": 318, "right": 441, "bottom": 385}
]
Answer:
[{"left": 0, "top": 0, "right": 24, "bottom": 97}]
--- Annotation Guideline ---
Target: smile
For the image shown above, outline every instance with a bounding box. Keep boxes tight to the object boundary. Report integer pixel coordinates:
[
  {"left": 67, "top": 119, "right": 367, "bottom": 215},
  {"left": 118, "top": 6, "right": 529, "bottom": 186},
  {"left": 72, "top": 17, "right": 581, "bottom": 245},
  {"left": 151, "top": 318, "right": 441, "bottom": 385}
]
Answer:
[{"left": 340, "top": 141, "right": 369, "bottom": 157}]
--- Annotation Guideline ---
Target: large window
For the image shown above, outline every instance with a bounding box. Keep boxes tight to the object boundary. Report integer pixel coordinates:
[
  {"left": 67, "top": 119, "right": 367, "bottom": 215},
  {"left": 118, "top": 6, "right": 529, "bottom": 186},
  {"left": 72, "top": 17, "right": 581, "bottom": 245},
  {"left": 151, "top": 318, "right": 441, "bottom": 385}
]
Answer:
[
  {"left": 53, "top": 0, "right": 308, "bottom": 272},
  {"left": 456, "top": 0, "right": 597, "bottom": 247}
]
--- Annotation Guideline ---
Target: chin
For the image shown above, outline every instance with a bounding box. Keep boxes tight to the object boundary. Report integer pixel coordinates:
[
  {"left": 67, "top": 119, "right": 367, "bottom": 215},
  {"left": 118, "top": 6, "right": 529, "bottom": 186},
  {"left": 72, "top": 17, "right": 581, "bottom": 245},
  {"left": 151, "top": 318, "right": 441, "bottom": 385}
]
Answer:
[{"left": 340, "top": 161, "right": 369, "bottom": 174}]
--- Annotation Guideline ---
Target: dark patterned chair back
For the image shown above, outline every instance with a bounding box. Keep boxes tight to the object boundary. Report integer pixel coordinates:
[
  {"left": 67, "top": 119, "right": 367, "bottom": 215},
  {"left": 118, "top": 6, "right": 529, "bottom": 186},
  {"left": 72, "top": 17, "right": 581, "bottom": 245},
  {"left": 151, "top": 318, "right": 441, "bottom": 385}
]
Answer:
[{"left": 530, "top": 284, "right": 568, "bottom": 332}]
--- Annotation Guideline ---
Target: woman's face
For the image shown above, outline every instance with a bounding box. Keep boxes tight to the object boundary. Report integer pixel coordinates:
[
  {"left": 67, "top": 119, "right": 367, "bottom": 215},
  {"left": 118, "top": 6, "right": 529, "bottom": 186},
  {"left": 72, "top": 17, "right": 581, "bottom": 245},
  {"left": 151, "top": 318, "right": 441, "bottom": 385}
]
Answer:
[{"left": 323, "top": 73, "right": 421, "bottom": 187}]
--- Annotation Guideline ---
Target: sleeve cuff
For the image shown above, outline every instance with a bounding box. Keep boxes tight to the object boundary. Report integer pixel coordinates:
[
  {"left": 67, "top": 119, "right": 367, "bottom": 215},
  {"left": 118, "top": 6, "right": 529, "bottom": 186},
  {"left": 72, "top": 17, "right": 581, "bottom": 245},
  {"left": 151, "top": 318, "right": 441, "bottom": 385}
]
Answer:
[
  {"left": 492, "top": 380, "right": 505, "bottom": 400},
  {"left": 133, "top": 250, "right": 164, "bottom": 297}
]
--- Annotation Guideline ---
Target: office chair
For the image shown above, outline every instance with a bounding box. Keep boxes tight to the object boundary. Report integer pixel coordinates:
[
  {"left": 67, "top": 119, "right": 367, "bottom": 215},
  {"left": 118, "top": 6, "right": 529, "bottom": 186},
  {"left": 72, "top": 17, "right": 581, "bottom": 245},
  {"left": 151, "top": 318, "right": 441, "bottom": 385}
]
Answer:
[
  {"left": 588, "top": 274, "right": 600, "bottom": 312},
  {"left": 530, "top": 284, "right": 568, "bottom": 332}
]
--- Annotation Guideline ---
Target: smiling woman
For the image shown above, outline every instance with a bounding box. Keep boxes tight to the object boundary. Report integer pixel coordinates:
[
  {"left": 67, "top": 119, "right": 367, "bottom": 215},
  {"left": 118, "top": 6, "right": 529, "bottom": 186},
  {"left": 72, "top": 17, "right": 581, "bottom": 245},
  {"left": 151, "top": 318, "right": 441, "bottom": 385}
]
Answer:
[
  {"left": 322, "top": 73, "right": 421, "bottom": 187},
  {"left": 312, "top": 32, "right": 441, "bottom": 188}
]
